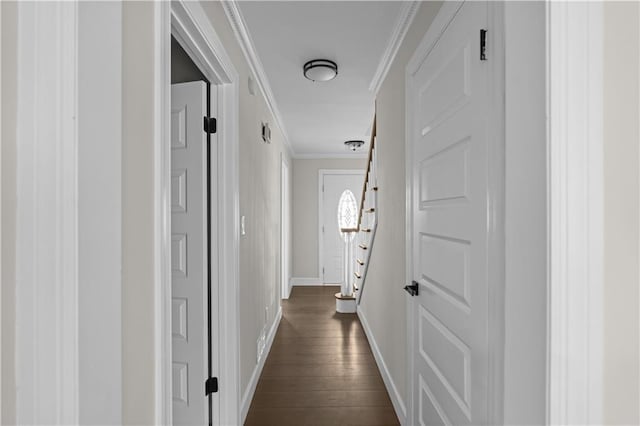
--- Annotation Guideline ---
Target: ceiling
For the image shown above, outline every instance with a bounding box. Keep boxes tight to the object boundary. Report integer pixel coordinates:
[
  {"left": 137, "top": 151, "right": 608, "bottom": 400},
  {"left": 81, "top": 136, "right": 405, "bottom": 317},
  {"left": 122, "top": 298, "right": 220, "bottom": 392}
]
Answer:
[{"left": 236, "top": 1, "right": 406, "bottom": 157}]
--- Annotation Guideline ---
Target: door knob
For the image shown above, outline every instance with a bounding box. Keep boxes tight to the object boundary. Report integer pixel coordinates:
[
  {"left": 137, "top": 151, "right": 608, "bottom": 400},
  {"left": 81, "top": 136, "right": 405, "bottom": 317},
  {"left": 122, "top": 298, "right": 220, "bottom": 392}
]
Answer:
[{"left": 404, "top": 281, "right": 419, "bottom": 296}]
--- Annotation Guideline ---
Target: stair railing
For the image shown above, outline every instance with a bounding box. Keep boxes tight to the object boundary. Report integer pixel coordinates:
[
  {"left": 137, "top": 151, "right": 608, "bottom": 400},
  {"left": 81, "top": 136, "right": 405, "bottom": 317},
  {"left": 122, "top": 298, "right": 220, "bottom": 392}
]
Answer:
[{"left": 354, "top": 116, "right": 378, "bottom": 304}]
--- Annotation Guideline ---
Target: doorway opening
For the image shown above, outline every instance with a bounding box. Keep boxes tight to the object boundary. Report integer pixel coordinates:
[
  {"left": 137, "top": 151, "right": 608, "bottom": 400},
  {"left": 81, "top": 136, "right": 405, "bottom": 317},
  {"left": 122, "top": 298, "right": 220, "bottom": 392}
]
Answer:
[
  {"left": 318, "top": 170, "right": 365, "bottom": 285},
  {"left": 170, "top": 35, "right": 217, "bottom": 426},
  {"left": 159, "top": 4, "right": 241, "bottom": 425}
]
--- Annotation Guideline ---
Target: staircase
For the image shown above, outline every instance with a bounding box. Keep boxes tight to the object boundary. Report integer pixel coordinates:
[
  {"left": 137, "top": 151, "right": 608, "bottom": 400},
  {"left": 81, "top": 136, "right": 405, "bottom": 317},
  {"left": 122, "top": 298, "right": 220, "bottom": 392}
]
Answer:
[{"left": 353, "top": 117, "right": 378, "bottom": 304}]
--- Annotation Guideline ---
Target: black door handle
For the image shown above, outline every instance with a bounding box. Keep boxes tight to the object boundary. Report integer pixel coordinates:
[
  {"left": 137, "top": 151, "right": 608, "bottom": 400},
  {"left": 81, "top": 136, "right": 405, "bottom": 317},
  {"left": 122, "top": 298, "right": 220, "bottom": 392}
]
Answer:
[{"left": 404, "top": 281, "right": 419, "bottom": 296}]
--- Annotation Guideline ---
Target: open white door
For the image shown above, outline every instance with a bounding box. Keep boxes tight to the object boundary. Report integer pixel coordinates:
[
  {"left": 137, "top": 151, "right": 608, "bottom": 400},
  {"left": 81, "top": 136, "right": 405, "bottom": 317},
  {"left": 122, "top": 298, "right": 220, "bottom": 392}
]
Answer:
[
  {"left": 320, "top": 172, "right": 364, "bottom": 284},
  {"left": 407, "top": 2, "right": 499, "bottom": 424},
  {"left": 171, "top": 81, "right": 208, "bottom": 426}
]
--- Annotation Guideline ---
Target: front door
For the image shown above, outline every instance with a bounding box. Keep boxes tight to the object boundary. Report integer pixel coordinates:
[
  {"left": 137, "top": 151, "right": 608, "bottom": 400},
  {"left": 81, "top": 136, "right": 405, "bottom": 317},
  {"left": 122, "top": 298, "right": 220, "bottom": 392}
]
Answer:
[
  {"left": 408, "top": 2, "right": 498, "bottom": 425},
  {"left": 321, "top": 172, "right": 364, "bottom": 284},
  {"left": 171, "top": 81, "right": 208, "bottom": 426}
]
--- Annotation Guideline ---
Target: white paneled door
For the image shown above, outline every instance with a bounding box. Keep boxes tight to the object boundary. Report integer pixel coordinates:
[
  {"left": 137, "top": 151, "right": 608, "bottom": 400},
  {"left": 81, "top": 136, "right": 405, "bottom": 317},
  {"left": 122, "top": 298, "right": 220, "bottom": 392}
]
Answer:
[
  {"left": 408, "top": 2, "right": 497, "bottom": 425},
  {"left": 321, "top": 172, "right": 364, "bottom": 284},
  {"left": 171, "top": 81, "right": 208, "bottom": 426}
]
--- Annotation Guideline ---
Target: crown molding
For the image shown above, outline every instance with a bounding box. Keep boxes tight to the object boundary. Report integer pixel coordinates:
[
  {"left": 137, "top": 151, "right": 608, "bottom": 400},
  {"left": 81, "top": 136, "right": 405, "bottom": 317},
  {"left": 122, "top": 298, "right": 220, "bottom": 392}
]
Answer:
[
  {"left": 293, "top": 153, "right": 368, "bottom": 160},
  {"left": 368, "top": 1, "right": 420, "bottom": 94},
  {"left": 222, "top": 1, "right": 294, "bottom": 157}
]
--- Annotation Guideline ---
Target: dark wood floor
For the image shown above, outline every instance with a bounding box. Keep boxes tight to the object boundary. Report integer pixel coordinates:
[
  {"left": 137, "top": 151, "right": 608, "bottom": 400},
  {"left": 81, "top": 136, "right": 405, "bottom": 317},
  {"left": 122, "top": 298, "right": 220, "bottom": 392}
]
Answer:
[{"left": 244, "top": 286, "right": 400, "bottom": 426}]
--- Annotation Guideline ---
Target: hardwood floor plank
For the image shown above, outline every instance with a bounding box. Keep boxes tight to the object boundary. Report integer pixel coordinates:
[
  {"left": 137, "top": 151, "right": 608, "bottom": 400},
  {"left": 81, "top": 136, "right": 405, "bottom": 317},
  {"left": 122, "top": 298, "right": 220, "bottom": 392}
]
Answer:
[
  {"left": 250, "top": 390, "right": 393, "bottom": 408},
  {"left": 265, "top": 351, "right": 376, "bottom": 365},
  {"left": 255, "top": 375, "right": 387, "bottom": 393},
  {"left": 244, "top": 286, "right": 399, "bottom": 425},
  {"left": 245, "top": 407, "right": 399, "bottom": 426}
]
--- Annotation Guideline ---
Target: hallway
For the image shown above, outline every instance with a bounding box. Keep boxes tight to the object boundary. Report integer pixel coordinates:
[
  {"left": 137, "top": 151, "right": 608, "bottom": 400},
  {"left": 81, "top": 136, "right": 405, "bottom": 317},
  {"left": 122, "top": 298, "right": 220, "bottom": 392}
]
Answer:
[{"left": 244, "top": 287, "right": 399, "bottom": 426}]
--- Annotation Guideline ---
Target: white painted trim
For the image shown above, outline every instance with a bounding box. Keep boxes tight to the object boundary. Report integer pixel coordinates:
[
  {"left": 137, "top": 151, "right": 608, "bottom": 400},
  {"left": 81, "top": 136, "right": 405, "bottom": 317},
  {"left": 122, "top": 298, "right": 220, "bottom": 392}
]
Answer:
[
  {"left": 546, "top": 2, "right": 604, "bottom": 425},
  {"left": 157, "top": 2, "right": 242, "bottom": 424},
  {"left": 154, "top": 2, "right": 172, "bottom": 425},
  {"left": 15, "top": 2, "right": 79, "bottom": 423},
  {"left": 317, "top": 169, "right": 366, "bottom": 283},
  {"left": 293, "top": 152, "right": 368, "bottom": 160},
  {"left": 216, "top": 71, "right": 242, "bottom": 426},
  {"left": 405, "top": 3, "right": 506, "bottom": 424},
  {"left": 280, "top": 154, "right": 291, "bottom": 299},
  {"left": 221, "top": 1, "right": 293, "bottom": 157},
  {"left": 171, "top": 1, "right": 234, "bottom": 85},
  {"left": 368, "top": 1, "right": 420, "bottom": 94},
  {"left": 240, "top": 308, "right": 282, "bottom": 423},
  {"left": 406, "top": 1, "right": 463, "bottom": 76},
  {"left": 485, "top": 4, "right": 506, "bottom": 424},
  {"left": 0, "top": 3, "right": 3, "bottom": 419},
  {"left": 357, "top": 307, "right": 407, "bottom": 424},
  {"left": 290, "top": 277, "right": 323, "bottom": 287}
]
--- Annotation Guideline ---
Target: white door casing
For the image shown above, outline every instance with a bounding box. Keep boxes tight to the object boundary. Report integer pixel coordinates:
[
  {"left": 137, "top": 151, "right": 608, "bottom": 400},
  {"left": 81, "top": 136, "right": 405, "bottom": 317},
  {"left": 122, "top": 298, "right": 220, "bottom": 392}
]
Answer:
[
  {"left": 319, "top": 171, "right": 365, "bottom": 284},
  {"left": 281, "top": 156, "right": 291, "bottom": 298},
  {"left": 171, "top": 81, "right": 208, "bottom": 426},
  {"left": 406, "top": 2, "right": 504, "bottom": 425}
]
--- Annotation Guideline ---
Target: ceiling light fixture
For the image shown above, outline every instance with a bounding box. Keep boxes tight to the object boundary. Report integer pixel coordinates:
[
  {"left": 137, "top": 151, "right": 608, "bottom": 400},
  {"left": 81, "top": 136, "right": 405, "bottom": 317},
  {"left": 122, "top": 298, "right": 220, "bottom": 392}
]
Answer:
[
  {"left": 344, "top": 140, "right": 364, "bottom": 152},
  {"left": 303, "top": 59, "right": 338, "bottom": 82}
]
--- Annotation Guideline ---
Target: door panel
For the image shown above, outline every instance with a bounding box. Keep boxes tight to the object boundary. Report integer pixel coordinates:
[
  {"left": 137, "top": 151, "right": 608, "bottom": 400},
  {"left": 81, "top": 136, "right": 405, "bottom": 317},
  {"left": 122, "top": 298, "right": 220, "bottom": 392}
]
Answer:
[
  {"left": 171, "top": 81, "right": 208, "bottom": 426},
  {"left": 409, "top": 2, "right": 491, "bottom": 425},
  {"left": 321, "top": 173, "right": 364, "bottom": 284}
]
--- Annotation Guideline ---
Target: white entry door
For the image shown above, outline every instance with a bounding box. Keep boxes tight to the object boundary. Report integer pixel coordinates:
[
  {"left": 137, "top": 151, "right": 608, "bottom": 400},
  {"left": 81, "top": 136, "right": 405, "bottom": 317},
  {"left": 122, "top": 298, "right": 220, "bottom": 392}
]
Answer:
[
  {"left": 171, "top": 81, "right": 208, "bottom": 425},
  {"left": 408, "top": 2, "right": 499, "bottom": 425},
  {"left": 321, "top": 172, "right": 364, "bottom": 284}
]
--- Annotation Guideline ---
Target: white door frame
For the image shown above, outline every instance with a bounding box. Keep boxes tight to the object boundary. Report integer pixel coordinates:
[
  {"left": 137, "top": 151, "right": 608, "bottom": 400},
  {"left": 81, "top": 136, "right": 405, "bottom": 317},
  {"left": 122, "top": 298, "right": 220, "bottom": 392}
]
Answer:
[
  {"left": 318, "top": 169, "right": 366, "bottom": 284},
  {"left": 281, "top": 154, "right": 291, "bottom": 299},
  {"left": 155, "top": 2, "right": 241, "bottom": 424},
  {"left": 404, "top": 2, "right": 506, "bottom": 424},
  {"left": 13, "top": 2, "right": 123, "bottom": 423},
  {"left": 405, "top": 2, "right": 605, "bottom": 424},
  {"left": 546, "top": 2, "right": 604, "bottom": 424}
]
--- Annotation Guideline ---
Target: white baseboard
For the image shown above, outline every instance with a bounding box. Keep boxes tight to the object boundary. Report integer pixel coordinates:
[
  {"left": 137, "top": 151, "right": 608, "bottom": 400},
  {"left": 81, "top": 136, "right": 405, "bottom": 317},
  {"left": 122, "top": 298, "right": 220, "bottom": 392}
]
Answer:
[
  {"left": 240, "top": 307, "right": 282, "bottom": 423},
  {"left": 357, "top": 306, "right": 407, "bottom": 425},
  {"left": 290, "top": 277, "right": 323, "bottom": 286}
]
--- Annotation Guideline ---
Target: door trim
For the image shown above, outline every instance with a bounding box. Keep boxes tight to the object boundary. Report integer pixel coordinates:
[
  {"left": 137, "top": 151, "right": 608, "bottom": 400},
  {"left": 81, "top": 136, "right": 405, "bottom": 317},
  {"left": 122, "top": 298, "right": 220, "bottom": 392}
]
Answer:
[
  {"left": 405, "top": 2, "right": 506, "bottom": 425},
  {"left": 318, "top": 169, "right": 366, "bottom": 284},
  {"left": 155, "top": 2, "right": 241, "bottom": 424},
  {"left": 281, "top": 154, "right": 291, "bottom": 299},
  {"left": 546, "top": 2, "right": 604, "bottom": 424}
]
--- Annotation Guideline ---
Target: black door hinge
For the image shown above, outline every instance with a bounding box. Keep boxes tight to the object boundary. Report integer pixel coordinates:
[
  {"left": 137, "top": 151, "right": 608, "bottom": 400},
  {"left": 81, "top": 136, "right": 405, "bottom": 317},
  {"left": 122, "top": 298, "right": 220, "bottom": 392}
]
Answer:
[
  {"left": 204, "top": 116, "right": 217, "bottom": 134},
  {"left": 480, "top": 29, "right": 487, "bottom": 61},
  {"left": 205, "top": 377, "right": 218, "bottom": 395}
]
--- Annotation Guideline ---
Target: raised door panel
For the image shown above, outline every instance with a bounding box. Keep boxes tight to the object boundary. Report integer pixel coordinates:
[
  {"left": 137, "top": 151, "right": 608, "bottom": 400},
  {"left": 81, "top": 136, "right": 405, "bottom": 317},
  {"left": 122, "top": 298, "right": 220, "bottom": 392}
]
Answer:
[{"left": 410, "top": 2, "right": 492, "bottom": 425}]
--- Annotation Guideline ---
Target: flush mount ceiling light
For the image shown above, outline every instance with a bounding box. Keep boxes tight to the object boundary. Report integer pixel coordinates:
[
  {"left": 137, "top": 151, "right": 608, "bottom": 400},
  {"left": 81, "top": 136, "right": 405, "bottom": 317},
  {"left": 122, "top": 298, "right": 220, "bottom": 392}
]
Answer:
[
  {"left": 303, "top": 59, "right": 338, "bottom": 82},
  {"left": 344, "top": 140, "right": 364, "bottom": 151}
]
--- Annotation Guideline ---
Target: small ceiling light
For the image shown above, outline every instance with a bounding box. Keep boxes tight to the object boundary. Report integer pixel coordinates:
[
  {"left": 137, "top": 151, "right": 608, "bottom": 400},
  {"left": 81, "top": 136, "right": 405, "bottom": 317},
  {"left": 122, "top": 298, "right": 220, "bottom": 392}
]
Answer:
[
  {"left": 303, "top": 59, "right": 338, "bottom": 82},
  {"left": 344, "top": 140, "right": 364, "bottom": 152}
]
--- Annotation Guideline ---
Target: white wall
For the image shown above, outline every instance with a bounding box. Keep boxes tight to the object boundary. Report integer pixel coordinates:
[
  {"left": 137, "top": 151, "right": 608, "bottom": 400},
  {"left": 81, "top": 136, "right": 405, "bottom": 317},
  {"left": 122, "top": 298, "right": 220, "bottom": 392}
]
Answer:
[
  {"left": 291, "top": 158, "right": 366, "bottom": 279},
  {"left": 358, "top": 2, "right": 442, "bottom": 417},
  {"left": 78, "top": 2, "right": 122, "bottom": 424},
  {"left": 603, "top": 3, "right": 640, "bottom": 424},
  {"left": 1, "top": 2, "right": 16, "bottom": 423},
  {"left": 362, "top": 3, "right": 550, "bottom": 423},
  {"left": 503, "top": 3, "right": 547, "bottom": 424},
  {"left": 199, "top": 0, "right": 293, "bottom": 406}
]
